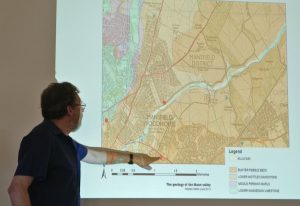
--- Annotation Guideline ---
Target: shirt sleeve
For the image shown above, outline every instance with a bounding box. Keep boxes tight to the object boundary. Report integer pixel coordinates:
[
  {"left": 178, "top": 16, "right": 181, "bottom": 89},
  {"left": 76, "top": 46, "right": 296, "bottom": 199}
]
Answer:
[
  {"left": 72, "top": 140, "right": 88, "bottom": 161},
  {"left": 15, "top": 134, "right": 52, "bottom": 181}
]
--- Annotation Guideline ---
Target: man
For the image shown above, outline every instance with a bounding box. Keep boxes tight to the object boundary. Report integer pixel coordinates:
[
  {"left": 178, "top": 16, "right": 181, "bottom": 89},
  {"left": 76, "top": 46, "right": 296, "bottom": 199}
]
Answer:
[{"left": 8, "top": 82, "right": 159, "bottom": 206}]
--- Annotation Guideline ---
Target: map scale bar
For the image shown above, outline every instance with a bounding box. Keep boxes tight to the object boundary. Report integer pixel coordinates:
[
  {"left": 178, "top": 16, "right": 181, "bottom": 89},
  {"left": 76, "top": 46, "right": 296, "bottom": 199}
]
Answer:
[{"left": 111, "top": 173, "right": 209, "bottom": 176}]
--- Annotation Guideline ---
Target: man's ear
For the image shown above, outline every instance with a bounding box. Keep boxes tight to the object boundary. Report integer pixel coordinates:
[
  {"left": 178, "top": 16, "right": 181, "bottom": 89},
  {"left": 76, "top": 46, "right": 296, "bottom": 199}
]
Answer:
[{"left": 66, "top": 105, "right": 74, "bottom": 116}]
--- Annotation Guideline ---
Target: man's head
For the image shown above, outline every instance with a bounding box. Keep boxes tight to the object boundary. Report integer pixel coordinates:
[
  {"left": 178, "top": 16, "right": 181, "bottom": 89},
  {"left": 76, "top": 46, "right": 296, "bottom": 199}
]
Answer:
[{"left": 41, "top": 82, "right": 85, "bottom": 131}]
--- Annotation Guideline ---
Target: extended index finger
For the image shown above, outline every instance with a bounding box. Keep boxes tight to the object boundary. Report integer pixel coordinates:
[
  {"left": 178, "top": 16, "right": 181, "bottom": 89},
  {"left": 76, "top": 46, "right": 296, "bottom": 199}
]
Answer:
[{"left": 149, "top": 156, "right": 160, "bottom": 163}]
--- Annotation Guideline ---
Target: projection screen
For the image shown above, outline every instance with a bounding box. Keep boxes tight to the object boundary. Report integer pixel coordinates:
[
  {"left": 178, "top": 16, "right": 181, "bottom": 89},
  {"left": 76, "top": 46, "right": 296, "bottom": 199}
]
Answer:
[{"left": 55, "top": 0, "right": 300, "bottom": 199}]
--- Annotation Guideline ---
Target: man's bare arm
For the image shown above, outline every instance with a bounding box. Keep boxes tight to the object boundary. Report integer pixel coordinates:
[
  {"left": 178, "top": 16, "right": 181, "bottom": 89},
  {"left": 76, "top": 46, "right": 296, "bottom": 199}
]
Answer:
[
  {"left": 82, "top": 147, "right": 160, "bottom": 170},
  {"left": 8, "top": 175, "right": 33, "bottom": 206}
]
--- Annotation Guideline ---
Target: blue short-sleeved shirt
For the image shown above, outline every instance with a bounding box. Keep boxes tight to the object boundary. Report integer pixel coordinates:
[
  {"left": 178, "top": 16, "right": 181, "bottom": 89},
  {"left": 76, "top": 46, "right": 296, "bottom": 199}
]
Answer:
[{"left": 15, "top": 120, "right": 87, "bottom": 206}]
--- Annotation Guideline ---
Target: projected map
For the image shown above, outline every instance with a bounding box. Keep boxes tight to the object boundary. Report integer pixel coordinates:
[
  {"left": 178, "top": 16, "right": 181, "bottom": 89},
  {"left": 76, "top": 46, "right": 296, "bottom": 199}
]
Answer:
[{"left": 102, "top": 0, "right": 288, "bottom": 164}]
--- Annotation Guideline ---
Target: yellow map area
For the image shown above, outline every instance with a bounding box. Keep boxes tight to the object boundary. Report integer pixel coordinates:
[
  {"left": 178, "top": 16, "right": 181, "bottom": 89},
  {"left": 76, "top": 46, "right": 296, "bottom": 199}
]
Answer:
[{"left": 103, "top": 0, "right": 288, "bottom": 164}]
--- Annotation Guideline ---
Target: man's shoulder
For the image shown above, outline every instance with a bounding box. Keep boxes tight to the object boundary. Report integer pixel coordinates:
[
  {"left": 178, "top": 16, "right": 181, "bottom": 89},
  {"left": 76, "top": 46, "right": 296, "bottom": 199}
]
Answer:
[{"left": 23, "top": 120, "right": 55, "bottom": 142}]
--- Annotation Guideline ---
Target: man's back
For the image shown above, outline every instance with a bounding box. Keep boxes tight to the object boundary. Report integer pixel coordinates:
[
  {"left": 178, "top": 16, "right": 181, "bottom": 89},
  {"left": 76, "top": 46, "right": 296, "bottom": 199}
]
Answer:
[{"left": 15, "top": 120, "right": 80, "bottom": 206}]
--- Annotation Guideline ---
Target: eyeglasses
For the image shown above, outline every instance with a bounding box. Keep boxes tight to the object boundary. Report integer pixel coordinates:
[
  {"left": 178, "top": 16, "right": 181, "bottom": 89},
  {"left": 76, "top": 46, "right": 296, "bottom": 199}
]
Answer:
[{"left": 73, "top": 102, "right": 86, "bottom": 111}]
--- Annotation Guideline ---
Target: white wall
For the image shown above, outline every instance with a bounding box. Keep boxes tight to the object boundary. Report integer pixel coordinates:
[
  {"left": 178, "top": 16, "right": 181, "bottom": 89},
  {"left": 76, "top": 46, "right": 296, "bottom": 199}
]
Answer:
[{"left": 0, "top": 0, "right": 299, "bottom": 205}]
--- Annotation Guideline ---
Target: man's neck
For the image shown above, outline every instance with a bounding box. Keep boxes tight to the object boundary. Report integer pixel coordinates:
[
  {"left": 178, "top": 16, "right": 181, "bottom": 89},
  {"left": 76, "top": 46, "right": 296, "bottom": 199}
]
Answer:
[{"left": 51, "top": 118, "right": 72, "bottom": 136}]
